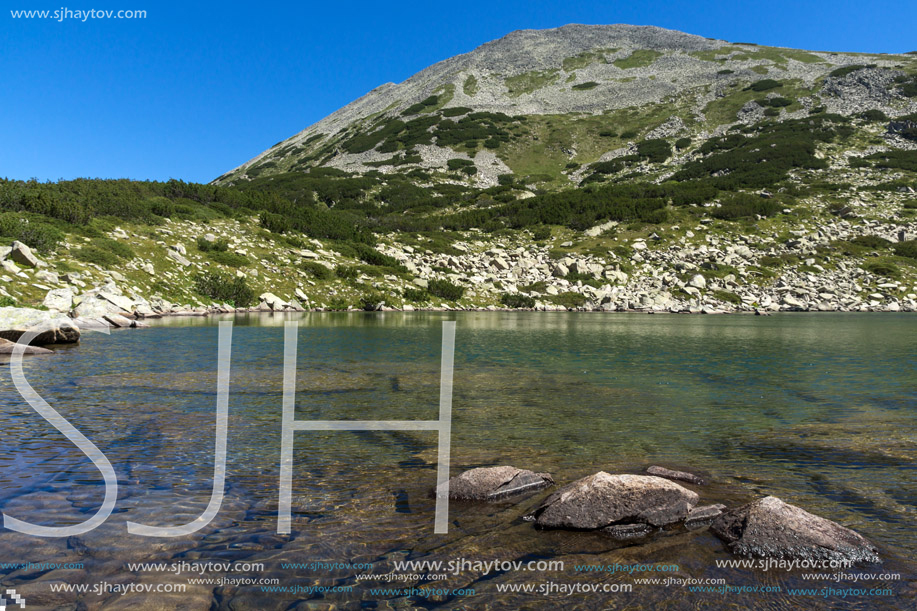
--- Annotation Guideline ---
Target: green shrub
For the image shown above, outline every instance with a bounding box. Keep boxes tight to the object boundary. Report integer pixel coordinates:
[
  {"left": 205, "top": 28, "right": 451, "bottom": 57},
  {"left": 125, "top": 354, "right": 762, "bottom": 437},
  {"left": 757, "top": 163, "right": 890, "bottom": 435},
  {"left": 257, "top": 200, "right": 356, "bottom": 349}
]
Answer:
[
  {"left": 500, "top": 293, "right": 536, "bottom": 308},
  {"left": 94, "top": 238, "right": 135, "bottom": 260},
  {"left": 302, "top": 261, "right": 333, "bottom": 279},
  {"left": 858, "top": 109, "right": 888, "bottom": 122},
  {"left": 193, "top": 271, "right": 255, "bottom": 307},
  {"left": 765, "top": 97, "right": 792, "bottom": 107},
  {"left": 0, "top": 212, "right": 64, "bottom": 253},
  {"left": 359, "top": 292, "right": 384, "bottom": 311},
  {"left": 197, "top": 236, "right": 229, "bottom": 252},
  {"left": 862, "top": 259, "right": 900, "bottom": 277},
  {"left": 675, "top": 137, "right": 692, "bottom": 150},
  {"left": 73, "top": 245, "right": 119, "bottom": 267},
  {"left": 893, "top": 239, "right": 917, "bottom": 259},
  {"left": 829, "top": 64, "right": 875, "bottom": 78},
  {"left": 427, "top": 278, "right": 464, "bottom": 301},
  {"left": 636, "top": 139, "right": 671, "bottom": 162},
  {"left": 548, "top": 291, "right": 587, "bottom": 309},
  {"left": 712, "top": 194, "right": 783, "bottom": 220},
  {"left": 0, "top": 296, "right": 17, "bottom": 307},
  {"left": 713, "top": 290, "right": 742, "bottom": 305},
  {"left": 532, "top": 226, "right": 551, "bottom": 241},
  {"left": 441, "top": 107, "right": 472, "bottom": 117},
  {"left": 447, "top": 158, "right": 475, "bottom": 171},
  {"left": 335, "top": 265, "right": 359, "bottom": 279},
  {"left": 745, "top": 79, "right": 781, "bottom": 92},
  {"left": 402, "top": 287, "right": 430, "bottom": 302},
  {"left": 207, "top": 250, "right": 249, "bottom": 267},
  {"left": 850, "top": 235, "right": 892, "bottom": 249},
  {"left": 572, "top": 81, "right": 599, "bottom": 90}
]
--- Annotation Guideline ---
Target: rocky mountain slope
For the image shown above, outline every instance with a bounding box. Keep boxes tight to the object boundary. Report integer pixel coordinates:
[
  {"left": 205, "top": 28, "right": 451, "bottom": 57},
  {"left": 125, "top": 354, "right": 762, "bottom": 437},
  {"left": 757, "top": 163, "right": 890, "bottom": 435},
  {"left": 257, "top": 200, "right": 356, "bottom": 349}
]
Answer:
[
  {"left": 217, "top": 24, "right": 917, "bottom": 186},
  {"left": 1, "top": 25, "right": 916, "bottom": 318}
]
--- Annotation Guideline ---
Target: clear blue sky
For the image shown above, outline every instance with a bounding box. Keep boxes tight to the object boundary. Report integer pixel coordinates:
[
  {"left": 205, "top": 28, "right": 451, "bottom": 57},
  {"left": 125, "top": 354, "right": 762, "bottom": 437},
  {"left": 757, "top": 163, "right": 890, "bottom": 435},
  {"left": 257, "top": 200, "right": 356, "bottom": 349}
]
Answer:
[{"left": 3, "top": 0, "right": 915, "bottom": 184}]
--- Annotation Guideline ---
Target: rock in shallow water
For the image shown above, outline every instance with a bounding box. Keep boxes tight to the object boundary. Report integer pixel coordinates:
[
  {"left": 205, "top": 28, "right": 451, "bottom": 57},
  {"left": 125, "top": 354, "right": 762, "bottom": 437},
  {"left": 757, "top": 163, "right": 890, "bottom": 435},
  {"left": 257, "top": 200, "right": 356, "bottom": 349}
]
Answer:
[
  {"left": 0, "top": 337, "right": 53, "bottom": 355},
  {"left": 711, "top": 496, "right": 879, "bottom": 563},
  {"left": 444, "top": 466, "right": 554, "bottom": 501},
  {"left": 645, "top": 465, "right": 706, "bottom": 485},
  {"left": 533, "top": 472, "right": 698, "bottom": 530},
  {"left": 685, "top": 504, "right": 726, "bottom": 529}
]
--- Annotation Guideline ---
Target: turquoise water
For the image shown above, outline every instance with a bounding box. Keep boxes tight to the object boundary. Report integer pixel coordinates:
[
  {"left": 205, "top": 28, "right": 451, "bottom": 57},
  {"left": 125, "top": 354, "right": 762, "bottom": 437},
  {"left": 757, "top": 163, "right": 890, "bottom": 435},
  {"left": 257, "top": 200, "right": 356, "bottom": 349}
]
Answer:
[{"left": 0, "top": 312, "right": 914, "bottom": 609}]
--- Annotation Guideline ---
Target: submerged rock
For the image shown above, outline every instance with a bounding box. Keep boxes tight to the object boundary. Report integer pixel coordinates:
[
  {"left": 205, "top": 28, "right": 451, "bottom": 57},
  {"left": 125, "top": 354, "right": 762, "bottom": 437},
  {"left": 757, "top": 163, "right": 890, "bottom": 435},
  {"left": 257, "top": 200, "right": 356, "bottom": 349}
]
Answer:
[
  {"left": 0, "top": 307, "right": 80, "bottom": 345},
  {"left": 646, "top": 465, "right": 706, "bottom": 485},
  {"left": 444, "top": 466, "right": 554, "bottom": 501},
  {"left": 533, "top": 472, "right": 698, "bottom": 530},
  {"left": 685, "top": 504, "right": 726, "bottom": 529},
  {"left": 0, "top": 337, "right": 53, "bottom": 355},
  {"left": 711, "top": 496, "right": 879, "bottom": 563},
  {"left": 602, "top": 523, "right": 654, "bottom": 539}
]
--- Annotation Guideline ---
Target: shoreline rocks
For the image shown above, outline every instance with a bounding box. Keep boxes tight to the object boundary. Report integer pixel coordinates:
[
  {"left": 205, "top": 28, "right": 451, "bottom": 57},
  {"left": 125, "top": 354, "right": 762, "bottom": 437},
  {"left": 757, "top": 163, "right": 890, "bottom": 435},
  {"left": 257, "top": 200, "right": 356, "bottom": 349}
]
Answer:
[{"left": 0, "top": 307, "right": 80, "bottom": 345}]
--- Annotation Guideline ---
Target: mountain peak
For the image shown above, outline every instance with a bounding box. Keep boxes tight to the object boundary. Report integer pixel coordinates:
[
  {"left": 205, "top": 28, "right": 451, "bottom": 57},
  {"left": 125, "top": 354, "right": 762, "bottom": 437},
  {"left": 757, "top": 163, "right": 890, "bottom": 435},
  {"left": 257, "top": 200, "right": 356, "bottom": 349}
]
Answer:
[{"left": 216, "top": 24, "right": 917, "bottom": 184}]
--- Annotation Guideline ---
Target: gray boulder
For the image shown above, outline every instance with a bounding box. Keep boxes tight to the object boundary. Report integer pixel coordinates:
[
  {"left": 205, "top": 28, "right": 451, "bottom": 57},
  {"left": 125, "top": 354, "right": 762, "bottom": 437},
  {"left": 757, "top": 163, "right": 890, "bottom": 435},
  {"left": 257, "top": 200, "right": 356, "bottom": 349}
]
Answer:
[
  {"left": 72, "top": 295, "right": 125, "bottom": 319},
  {"left": 10, "top": 241, "right": 40, "bottom": 267},
  {"left": 0, "top": 307, "right": 80, "bottom": 345},
  {"left": 166, "top": 249, "right": 191, "bottom": 266},
  {"left": 43, "top": 287, "right": 74, "bottom": 313},
  {"left": 711, "top": 496, "right": 879, "bottom": 563},
  {"left": 444, "top": 466, "right": 554, "bottom": 501},
  {"left": 259, "top": 292, "right": 289, "bottom": 310},
  {"left": 533, "top": 472, "right": 698, "bottom": 530}
]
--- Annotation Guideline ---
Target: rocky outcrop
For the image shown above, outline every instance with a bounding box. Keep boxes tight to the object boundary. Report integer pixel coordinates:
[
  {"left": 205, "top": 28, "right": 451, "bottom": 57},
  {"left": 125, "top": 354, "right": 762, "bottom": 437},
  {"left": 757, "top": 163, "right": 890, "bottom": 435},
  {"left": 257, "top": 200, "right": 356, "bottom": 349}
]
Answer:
[
  {"left": 0, "top": 307, "right": 80, "bottom": 345},
  {"left": 532, "top": 472, "right": 698, "bottom": 530},
  {"left": 444, "top": 466, "right": 554, "bottom": 501},
  {"left": 711, "top": 496, "right": 880, "bottom": 563}
]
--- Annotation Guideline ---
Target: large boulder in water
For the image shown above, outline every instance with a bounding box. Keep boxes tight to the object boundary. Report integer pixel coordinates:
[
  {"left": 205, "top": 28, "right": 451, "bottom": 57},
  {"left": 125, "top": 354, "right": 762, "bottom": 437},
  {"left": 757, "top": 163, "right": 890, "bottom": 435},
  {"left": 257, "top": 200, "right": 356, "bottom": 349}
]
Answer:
[
  {"left": 711, "top": 496, "right": 879, "bottom": 563},
  {"left": 444, "top": 466, "right": 554, "bottom": 501},
  {"left": 533, "top": 472, "right": 698, "bottom": 530},
  {"left": 0, "top": 307, "right": 80, "bottom": 345}
]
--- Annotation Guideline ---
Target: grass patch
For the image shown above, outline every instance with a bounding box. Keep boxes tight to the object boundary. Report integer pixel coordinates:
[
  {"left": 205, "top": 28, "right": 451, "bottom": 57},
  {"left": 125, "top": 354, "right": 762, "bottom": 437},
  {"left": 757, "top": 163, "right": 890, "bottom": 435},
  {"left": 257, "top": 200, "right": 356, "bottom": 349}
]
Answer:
[
  {"left": 505, "top": 69, "right": 560, "bottom": 97},
  {"left": 614, "top": 50, "right": 663, "bottom": 69},
  {"left": 547, "top": 291, "right": 587, "bottom": 309},
  {"left": 463, "top": 74, "right": 478, "bottom": 96}
]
